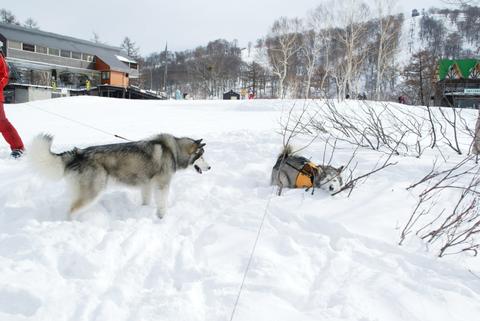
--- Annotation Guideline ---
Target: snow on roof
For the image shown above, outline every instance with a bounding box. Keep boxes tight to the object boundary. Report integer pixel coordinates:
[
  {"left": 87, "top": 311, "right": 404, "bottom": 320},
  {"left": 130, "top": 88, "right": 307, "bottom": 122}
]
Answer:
[{"left": 116, "top": 55, "right": 137, "bottom": 64}]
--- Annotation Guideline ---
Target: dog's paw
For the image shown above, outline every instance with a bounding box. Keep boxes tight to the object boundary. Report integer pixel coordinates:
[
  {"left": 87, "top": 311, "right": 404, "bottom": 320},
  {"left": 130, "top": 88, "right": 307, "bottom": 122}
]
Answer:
[{"left": 156, "top": 208, "right": 166, "bottom": 219}]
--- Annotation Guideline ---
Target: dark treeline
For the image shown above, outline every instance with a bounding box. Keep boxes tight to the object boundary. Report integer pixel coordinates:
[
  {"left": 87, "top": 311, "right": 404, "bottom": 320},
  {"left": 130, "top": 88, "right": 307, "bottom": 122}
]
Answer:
[
  {"left": 138, "top": 40, "right": 244, "bottom": 99},
  {"left": 1, "top": 3, "right": 479, "bottom": 102},
  {"left": 138, "top": 3, "right": 479, "bottom": 101}
]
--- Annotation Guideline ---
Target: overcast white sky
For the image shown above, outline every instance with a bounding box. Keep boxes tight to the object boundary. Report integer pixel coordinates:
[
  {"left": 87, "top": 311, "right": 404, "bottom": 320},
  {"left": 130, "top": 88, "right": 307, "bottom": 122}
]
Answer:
[{"left": 5, "top": 0, "right": 449, "bottom": 55}]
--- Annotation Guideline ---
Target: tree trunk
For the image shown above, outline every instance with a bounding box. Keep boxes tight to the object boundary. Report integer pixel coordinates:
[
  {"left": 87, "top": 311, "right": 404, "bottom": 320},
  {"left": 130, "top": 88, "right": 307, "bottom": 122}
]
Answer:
[
  {"left": 305, "top": 71, "right": 313, "bottom": 99},
  {"left": 472, "top": 109, "right": 480, "bottom": 155}
]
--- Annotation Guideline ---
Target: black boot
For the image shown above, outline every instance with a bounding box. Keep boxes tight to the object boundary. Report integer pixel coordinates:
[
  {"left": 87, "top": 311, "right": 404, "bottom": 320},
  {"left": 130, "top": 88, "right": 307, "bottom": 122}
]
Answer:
[{"left": 10, "top": 149, "right": 23, "bottom": 159}]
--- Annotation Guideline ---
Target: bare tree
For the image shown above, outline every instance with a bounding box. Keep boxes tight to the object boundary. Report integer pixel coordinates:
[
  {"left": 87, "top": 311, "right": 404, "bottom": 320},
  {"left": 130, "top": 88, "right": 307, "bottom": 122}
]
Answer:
[
  {"left": 437, "top": 107, "right": 462, "bottom": 155},
  {"left": 401, "top": 156, "right": 480, "bottom": 257},
  {"left": 23, "top": 17, "right": 39, "bottom": 29},
  {"left": 120, "top": 36, "right": 140, "bottom": 59},
  {"left": 303, "top": 3, "right": 334, "bottom": 98},
  {"left": 184, "top": 40, "right": 243, "bottom": 98},
  {"left": 472, "top": 109, "right": 480, "bottom": 156},
  {"left": 329, "top": 0, "right": 371, "bottom": 99},
  {"left": 278, "top": 100, "right": 401, "bottom": 197},
  {"left": 372, "top": 0, "right": 402, "bottom": 100},
  {"left": 402, "top": 50, "right": 437, "bottom": 106},
  {"left": 332, "top": 148, "right": 398, "bottom": 197},
  {"left": 266, "top": 17, "right": 303, "bottom": 98},
  {"left": 242, "top": 62, "right": 267, "bottom": 98},
  {"left": 0, "top": 9, "right": 19, "bottom": 25},
  {"left": 91, "top": 31, "right": 102, "bottom": 44}
]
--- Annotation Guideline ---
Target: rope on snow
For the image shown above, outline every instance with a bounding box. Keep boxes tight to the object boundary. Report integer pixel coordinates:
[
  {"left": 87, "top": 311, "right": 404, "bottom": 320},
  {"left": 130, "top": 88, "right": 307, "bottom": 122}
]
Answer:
[
  {"left": 25, "top": 102, "right": 132, "bottom": 141},
  {"left": 229, "top": 186, "right": 275, "bottom": 321}
]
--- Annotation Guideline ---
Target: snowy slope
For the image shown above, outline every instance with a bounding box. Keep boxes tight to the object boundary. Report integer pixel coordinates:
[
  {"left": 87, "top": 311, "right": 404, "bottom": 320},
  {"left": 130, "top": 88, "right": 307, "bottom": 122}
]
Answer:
[
  {"left": 399, "top": 7, "right": 478, "bottom": 66},
  {"left": 0, "top": 97, "right": 480, "bottom": 321}
]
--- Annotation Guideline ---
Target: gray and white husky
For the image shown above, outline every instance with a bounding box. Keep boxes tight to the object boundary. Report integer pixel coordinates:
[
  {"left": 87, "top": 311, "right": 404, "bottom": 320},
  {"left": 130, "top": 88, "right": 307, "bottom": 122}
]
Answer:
[
  {"left": 271, "top": 145, "right": 344, "bottom": 196},
  {"left": 28, "top": 133, "right": 211, "bottom": 219}
]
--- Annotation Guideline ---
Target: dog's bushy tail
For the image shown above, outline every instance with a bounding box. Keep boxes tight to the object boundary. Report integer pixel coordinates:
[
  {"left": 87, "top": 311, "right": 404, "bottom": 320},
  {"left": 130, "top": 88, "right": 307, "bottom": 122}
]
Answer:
[
  {"left": 273, "top": 145, "right": 293, "bottom": 170},
  {"left": 28, "top": 134, "right": 65, "bottom": 180}
]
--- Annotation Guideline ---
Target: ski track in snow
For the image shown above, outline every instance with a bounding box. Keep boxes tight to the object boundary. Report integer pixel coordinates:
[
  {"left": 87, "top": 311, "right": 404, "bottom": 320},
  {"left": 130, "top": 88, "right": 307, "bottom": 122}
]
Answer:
[{"left": 0, "top": 97, "right": 479, "bottom": 321}]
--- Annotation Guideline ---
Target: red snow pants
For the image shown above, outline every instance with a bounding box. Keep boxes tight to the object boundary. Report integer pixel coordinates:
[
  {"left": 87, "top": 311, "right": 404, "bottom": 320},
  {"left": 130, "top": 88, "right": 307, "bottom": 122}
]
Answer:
[{"left": 0, "top": 102, "right": 24, "bottom": 151}]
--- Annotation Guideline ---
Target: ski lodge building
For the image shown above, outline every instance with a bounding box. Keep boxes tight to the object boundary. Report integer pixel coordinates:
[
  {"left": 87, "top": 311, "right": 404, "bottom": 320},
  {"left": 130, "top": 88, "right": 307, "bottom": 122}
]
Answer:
[
  {"left": 435, "top": 58, "right": 480, "bottom": 108},
  {"left": 0, "top": 22, "right": 161, "bottom": 103}
]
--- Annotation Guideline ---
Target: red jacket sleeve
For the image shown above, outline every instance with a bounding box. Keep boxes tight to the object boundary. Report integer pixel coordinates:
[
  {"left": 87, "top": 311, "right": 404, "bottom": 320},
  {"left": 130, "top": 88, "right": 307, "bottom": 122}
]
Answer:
[{"left": 0, "top": 56, "right": 9, "bottom": 89}]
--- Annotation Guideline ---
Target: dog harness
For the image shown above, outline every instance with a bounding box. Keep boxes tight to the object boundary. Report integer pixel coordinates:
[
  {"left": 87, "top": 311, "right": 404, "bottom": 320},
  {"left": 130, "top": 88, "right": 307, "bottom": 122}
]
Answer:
[{"left": 287, "top": 161, "right": 318, "bottom": 188}]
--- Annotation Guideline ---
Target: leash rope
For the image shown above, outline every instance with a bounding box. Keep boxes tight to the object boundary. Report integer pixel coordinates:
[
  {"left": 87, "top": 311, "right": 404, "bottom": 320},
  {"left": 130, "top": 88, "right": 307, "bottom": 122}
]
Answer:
[
  {"left": 285, "top": 161, "right": 313, "bottom": 178},
  {"left": 25, "top": 103, "right": 132, "bottom": 141},
  {"left": 229, "top": 186, "right": 275, "bottom": 321}
]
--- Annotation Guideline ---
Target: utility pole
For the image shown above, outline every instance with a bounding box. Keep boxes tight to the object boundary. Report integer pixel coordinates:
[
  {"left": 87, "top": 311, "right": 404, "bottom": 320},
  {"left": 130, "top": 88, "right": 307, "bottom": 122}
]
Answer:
[
  {"left": 163, "top": 42, "right": 168, "bottom": 93},
  {"left": 150, "top": 67, "right": 153, "bottom": 91}
]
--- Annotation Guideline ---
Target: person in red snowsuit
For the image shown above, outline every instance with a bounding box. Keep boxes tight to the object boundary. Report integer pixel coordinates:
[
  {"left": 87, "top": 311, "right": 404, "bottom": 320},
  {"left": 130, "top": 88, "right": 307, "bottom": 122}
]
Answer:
[{"left": 0, "top": 47, "right": 24, "bottom": 158}]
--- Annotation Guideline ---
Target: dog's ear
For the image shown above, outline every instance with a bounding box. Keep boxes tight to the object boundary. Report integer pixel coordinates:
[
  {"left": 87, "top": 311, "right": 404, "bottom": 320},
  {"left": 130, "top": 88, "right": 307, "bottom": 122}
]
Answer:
[
  {"left": 338, "top": 165, "right": 344, "bottom": 172},
  {"left": 189, "top": 139, "right": 206, "bottom": 154},
  {"left": 195, "top": 139, "right": 206, "bottom": 149}
]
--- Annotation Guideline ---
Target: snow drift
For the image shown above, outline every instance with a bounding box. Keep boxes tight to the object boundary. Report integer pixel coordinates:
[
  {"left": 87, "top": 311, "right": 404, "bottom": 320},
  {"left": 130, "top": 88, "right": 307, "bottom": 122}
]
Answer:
[{"left": 0, "top": 96, "right": 479, "bottom": 321}]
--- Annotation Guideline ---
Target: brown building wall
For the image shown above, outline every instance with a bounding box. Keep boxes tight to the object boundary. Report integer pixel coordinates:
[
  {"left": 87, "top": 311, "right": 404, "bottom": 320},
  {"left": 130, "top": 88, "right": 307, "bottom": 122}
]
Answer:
[
  {"left": 110, "top": 71, "right": 128, "bottom": 88},
  {"left": 95, "top": 57, "right": 128, "bottom": 87},
  {"left": 95, "top": 58, "right": 109, "bottom": 71}
]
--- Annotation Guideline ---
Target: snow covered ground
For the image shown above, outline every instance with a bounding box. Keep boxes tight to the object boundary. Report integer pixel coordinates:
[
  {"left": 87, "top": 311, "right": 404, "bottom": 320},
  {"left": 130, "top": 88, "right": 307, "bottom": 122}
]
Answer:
[{"left": 0, "top": 96, "right": 480, "bottom": 321}]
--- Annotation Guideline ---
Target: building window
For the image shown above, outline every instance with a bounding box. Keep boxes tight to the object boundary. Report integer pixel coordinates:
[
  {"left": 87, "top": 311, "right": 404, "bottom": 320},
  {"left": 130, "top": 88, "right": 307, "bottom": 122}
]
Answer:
[
  {"left": 101, "top": 71, "right": 110, "bottom": 80},
  {"left": 129, "top": 63, "right": 138, "bottom": 70},
  {"left": 71, "top": 52, "right": 81, "bottom": 59},
  {"left": 60, "top": 50, "right": 71, "bottom": 58},
  {"left": 8, "top": 40, "right": 22, "bottom": 50},
  {"left": 31, "top": 70, "right": 51, "bottom": 86},
  {"left": 36, "top": 45, "right": 48, "bottom": 54},
  {"left": 82, "top": 54, "right": 94, "bottom": 62},
  {"left": 48, "top": 48, "right": 60, "bottom": 56},
  {"left": 22, "top": 43, "right": 35, "bottom": 52}
]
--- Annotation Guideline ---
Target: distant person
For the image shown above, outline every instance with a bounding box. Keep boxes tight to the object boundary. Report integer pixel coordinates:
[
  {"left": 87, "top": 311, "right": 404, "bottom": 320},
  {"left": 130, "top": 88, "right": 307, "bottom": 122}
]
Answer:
[
  {"left": 175, "top": 89, "right": 182, "bottom": 100},
  {"left": 0, "top": 45, "right": 24, "bottom": 158},
  {"left": 357, "top": 93, "right": 367, "bottom": 100}
]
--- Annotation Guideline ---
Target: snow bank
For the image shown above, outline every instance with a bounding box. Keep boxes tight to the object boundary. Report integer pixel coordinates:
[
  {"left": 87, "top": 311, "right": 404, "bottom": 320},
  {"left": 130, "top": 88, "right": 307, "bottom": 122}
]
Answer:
[{"left": 0, "top": 97, "right": 479, "bottom": 321}]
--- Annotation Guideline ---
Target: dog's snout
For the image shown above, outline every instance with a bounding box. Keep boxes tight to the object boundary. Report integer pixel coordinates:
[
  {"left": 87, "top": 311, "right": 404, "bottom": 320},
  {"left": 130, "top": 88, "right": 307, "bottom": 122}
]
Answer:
[{"left": 329, "top": 185, "right": 334, "bottom": 191}]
